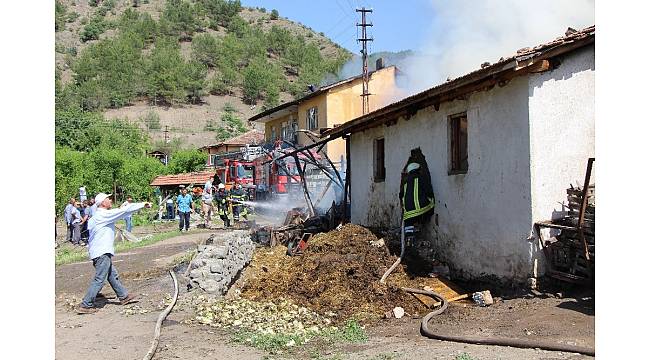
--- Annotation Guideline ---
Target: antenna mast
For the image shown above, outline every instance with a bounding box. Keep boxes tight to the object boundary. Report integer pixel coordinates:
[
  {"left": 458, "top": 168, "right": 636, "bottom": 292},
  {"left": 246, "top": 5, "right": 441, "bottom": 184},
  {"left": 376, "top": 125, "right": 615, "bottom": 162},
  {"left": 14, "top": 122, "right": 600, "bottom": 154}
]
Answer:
[{"left": 356, "top": 7, "right": 373, "bottom": 115}]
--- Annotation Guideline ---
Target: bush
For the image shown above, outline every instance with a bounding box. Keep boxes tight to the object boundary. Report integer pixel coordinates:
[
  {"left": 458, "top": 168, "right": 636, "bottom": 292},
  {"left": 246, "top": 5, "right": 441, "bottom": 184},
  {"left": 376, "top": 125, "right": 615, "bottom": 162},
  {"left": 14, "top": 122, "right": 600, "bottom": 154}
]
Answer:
[
  {"left": 144, "top": 111, "right": 161, "bottom": 130},
  {"left": 270, "top": 9, "right": 279, "bottom": 20},
  {"left": 89, "top": 0, "right": 99, "bottom": 7},
  {"left": 215, "top": 109, "right": 247, "bottom": 141},
  {"left": 80, "top": 16, "right": 106, "bottom": 42},
  {"left": 209, "top": 68, "right": 238, "bottom": 95},
  {"left": 204, "top": 119, "right": 217, "bottom": 131}
]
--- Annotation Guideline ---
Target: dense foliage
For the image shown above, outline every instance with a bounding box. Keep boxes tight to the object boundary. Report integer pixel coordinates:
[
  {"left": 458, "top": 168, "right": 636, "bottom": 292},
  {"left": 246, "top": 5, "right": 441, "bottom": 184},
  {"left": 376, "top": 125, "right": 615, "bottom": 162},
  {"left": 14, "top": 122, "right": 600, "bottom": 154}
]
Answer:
[
  {"left": 55, "top": 0, "right": 351, "bottom": 213},
  {"left": 58, "top": 0, "right": 350, "bottom": 112}
]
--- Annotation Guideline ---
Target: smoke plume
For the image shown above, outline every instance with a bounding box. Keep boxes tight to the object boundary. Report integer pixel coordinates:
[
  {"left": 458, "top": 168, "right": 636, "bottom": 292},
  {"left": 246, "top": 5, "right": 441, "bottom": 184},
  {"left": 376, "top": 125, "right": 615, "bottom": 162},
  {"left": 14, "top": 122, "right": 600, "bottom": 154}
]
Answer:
[{"left": 334, "top": 0, "right": 595, "bottom": 102}]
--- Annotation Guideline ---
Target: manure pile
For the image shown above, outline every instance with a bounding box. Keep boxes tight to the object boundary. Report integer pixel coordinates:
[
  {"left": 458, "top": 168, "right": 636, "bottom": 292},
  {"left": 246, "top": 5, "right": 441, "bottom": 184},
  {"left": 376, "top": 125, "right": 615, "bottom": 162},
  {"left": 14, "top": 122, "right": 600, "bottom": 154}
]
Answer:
[{"left": 240, "top": 224, "right": 427, "bottom": 320}]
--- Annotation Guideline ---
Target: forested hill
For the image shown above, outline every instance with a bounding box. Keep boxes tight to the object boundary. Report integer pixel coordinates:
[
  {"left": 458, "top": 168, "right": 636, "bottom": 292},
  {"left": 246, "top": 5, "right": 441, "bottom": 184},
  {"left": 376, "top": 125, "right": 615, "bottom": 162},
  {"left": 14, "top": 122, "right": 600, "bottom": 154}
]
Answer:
[{"left": 55, "top": 0, "right": 352, "bottom": 149}]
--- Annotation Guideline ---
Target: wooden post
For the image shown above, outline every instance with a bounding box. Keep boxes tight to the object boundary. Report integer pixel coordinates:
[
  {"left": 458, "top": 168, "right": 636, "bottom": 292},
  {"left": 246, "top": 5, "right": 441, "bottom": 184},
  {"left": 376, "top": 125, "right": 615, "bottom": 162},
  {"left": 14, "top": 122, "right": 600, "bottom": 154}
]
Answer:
[{"left": 293, "top": 154, "right": 315, "bottom": 217}]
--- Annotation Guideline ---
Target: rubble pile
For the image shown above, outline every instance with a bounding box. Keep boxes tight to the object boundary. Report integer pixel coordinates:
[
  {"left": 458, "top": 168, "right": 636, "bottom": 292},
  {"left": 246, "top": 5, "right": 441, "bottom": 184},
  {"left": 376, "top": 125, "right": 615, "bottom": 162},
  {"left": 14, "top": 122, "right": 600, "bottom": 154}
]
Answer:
[
  {"left": 240, "top": 224, "right": 427, "bottom": 320},
  {"left": 188, "top": 230, "right": 255, "bottom": 294}
]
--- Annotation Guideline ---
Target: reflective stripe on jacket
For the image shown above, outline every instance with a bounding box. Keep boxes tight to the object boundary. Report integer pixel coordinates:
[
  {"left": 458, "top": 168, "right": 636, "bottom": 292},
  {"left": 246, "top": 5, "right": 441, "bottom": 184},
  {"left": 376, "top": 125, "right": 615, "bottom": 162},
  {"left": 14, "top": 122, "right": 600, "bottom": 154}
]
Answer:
[{"left": 401, "top": 177, "right": 434, "bottom": 220}]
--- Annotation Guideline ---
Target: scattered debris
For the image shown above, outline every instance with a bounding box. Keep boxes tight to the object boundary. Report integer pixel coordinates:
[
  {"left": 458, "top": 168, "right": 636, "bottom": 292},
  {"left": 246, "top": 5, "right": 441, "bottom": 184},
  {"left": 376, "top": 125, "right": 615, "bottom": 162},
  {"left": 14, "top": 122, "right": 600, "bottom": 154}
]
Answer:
[
  {"left": 392, "top": 307, "right": 405, "bottom": 319},
  {"left": 472, "top": 290, "right": 494, "bottom": 307}
]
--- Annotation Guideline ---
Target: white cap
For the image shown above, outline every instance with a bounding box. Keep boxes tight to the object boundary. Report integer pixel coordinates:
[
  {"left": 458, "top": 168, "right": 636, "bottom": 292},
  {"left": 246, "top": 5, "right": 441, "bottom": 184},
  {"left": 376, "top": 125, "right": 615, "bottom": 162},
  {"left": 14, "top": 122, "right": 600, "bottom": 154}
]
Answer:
[
  {"left": 406, "top": 163, "right": 421, "bottom": 173},
  {"left": 218, "top": 183, "right": 225, "bottom": 189},
  {"left": 94, "top": 193, "right": 112, "bottom": 205}
]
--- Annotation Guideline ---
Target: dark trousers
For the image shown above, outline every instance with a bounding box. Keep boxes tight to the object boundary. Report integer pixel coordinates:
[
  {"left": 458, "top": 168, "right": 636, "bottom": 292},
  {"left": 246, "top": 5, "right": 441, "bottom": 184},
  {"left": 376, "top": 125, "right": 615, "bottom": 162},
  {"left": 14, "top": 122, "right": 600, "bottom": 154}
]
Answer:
[
  {"left": 166, "top": 204, "right": 174, "bottom": 219},
  {"left": 66, "top": 223, "right": 73, "bottom": 242},
  {"left": 179, "top": 211, "right": 191, "bottom": 231}
]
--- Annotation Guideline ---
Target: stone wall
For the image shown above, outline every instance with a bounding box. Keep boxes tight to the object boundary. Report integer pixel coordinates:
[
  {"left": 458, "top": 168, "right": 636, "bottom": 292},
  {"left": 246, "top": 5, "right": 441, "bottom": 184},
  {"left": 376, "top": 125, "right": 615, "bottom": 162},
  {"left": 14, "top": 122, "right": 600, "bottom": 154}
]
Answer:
[{"left": 188, "top": 230, "right": 254, "bottom": 294}]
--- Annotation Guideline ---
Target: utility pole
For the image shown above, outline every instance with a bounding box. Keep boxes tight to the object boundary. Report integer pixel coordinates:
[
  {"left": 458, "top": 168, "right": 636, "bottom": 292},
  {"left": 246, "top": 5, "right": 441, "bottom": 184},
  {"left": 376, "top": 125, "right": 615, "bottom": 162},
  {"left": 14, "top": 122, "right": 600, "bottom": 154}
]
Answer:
[
  {"left": 163, "top": 125, "right": 169, "bottom": 144},
  {"left": 356, "top": 7, "right": 373, "bottom": 115}
]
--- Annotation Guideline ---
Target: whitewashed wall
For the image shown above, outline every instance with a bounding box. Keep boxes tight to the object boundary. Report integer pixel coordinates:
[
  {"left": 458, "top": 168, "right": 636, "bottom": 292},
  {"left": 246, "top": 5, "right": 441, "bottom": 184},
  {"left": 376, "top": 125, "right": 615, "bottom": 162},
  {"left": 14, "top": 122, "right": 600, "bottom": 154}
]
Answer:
[
  {"left": 349, "top": 46, "right": 595, "bottom": 282},
  {"left": 351, "top": 76, "right": 533, "bottom": 281}
]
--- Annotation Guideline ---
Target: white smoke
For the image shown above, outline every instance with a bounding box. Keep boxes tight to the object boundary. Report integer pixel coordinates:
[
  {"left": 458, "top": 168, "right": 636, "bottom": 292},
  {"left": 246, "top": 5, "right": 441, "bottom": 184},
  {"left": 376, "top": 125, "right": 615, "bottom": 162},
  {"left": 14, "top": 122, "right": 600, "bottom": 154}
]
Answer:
[
  {"left": 333, "top": 1, "right": 595, "bottom": 103},
  {"left": 400, "top": 0, "right": 595, "bottom": 96}
]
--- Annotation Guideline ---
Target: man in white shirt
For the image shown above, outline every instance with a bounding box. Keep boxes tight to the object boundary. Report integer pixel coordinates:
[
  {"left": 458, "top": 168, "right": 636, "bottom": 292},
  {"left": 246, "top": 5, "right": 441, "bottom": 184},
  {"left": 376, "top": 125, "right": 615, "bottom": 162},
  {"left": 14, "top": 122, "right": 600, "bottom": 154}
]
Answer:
[
  {"left": 77, "top": 193, "right": 151, "bottom": 314},
  {"left": 64, "top": 197, "right": 76, "bottom": 243},
  {"left": 201, "top": 179, "right": 214, "bottom": 228}
]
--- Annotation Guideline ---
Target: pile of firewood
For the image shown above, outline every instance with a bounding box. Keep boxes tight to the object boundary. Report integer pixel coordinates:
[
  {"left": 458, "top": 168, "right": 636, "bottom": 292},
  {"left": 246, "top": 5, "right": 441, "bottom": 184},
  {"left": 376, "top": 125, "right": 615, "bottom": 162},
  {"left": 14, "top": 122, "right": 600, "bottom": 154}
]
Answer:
[{"left": 547, "top": 184, "right": 595, "bottom": 280}]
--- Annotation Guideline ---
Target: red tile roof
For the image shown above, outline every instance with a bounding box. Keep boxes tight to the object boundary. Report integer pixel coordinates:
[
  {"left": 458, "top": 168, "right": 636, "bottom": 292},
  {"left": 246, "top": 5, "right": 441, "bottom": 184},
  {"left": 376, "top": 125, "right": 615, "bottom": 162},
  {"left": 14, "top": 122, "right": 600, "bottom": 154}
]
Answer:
[{"left": 150, "top": 171, "right": 216, "bottom": 187}]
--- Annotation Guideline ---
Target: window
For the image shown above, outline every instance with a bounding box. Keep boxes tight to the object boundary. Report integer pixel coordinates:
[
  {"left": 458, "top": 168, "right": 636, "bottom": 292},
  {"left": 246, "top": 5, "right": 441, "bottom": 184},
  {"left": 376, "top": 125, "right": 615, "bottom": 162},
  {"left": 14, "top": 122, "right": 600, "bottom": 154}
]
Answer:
[
  {"left": 374, "top": 138, "right": 386, "bottom": 182},
  {"left": 449, "top": 112, "right": 468, "bottom": 174},
  {"left": 281, "top": 121, "right": 288, "bottom": 140},
  {"left": 307, "top": 107, "right": 319, "bottom": 130},
  {"left": 270, "top": 126, "right": 276, "bottom": 141}
]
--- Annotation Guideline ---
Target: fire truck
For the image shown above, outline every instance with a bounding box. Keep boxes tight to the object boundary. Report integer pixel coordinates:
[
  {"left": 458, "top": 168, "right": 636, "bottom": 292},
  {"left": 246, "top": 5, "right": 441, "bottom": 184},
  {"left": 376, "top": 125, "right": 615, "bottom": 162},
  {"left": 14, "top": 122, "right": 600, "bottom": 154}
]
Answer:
[{"left": 210, "top": 145, "right": 304, "bottom": 200}]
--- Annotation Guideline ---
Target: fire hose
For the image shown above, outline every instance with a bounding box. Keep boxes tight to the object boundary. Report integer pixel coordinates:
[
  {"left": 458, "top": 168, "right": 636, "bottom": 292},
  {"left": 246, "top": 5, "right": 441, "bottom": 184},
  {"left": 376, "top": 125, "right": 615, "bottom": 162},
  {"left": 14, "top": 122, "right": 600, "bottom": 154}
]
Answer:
[
  {"left": 380, "top": 219, "right": 405, "bottom": 284},
  {"left": 401, "top": 287, "right": 595, "bottom": 357},
  {"left": 142, "top": 270, "right": 179, "bottom": 360}
]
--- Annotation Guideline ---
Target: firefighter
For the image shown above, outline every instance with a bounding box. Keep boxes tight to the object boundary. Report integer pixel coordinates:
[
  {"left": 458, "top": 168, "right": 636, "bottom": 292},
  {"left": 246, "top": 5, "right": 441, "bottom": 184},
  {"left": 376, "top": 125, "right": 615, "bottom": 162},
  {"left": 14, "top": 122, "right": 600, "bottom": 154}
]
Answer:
[
  {"left": 214, "top": 183, "right": 231, "bottom": 228},
  {"left": 231, "top": 182, "right": 248, "bottom": 222},
  {"left": 399, "top": 160, "right": 435, "bottom": 247}
]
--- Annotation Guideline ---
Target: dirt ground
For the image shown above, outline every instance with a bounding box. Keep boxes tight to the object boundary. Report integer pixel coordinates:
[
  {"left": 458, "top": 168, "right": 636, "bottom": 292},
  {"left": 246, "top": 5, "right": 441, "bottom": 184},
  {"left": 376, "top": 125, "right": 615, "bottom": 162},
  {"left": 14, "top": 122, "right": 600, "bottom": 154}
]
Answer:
[{"left": 55, "top": 227, "right": 594, "bottom": 360}]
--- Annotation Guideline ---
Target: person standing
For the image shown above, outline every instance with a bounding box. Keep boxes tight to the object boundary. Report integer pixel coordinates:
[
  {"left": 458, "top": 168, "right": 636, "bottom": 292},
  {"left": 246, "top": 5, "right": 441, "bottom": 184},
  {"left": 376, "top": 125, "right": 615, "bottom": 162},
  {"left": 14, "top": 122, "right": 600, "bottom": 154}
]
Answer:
[
  {"left": 77, "top": 193, "right": 151, "bottom": 314},
  {"left": 80, "top": 200, "right": 90, "bottom": 244},
  {"left": 79, "top": 186, "right": 87, "bottom": 202},
  {"left": 201, "top": 178, "right": 214, "bottom": 228},
  {"left": 120, "top": 196, "right": 134, "bottom": 232},
  {"left": 231, "top": 183, "right": 248, "bottom": 222},
  {"left": 64, "top": 197, "right": 76, "bottom": 243},
  {"left": 176, "top": 186, "right": 193, "bottom": 232},
  {"left": 214, "top": 183, "right": 231, "bottom": 228},
  {"left": 399, "top": 157, "right": 435, "bottom": 247},
  {"left": 70, "top": 201, "right": 83, "bottom": 245},
  {"left": 166, "top": 197, "right": 174, "bottom": 220}
]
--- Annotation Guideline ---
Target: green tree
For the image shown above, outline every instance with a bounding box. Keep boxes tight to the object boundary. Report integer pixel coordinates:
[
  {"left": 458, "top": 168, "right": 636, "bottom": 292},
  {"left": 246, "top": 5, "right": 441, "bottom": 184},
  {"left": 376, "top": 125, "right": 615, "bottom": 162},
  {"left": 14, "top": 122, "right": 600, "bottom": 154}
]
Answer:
[
  {"left": 160, "top": 0, "right": 200, "bottom": 39},
  {"left": 167, "top": 149, "right": 208, "bottom": 173},
  {"left": 184, "top": 60, "right": 208, "bottom": 103},
  {"left": 74, "top": 33, "right": 145, "bottom": 108},
  {"left": 191, "top": 34, "right": 220, "bottom": 67},
  {"left": 144, "top": 37, "right": 187, "bottom": 104},
  {"left": 55, "top": 1, "right": 67, "bottom": 32},
  {"left": 270, "top": 9, "right": 279, "bottom": 20},
  {"left": 200, "top": 0, "right": 242, "bottom": 28}
]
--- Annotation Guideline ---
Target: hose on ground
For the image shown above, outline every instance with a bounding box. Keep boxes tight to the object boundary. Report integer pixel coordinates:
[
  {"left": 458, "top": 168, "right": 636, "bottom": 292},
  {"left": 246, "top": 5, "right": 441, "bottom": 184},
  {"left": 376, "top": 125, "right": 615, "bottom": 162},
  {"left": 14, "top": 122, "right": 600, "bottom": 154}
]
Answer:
[
  {"left": 401, "top": 287, "right": 595, "bottom": 357},
  {"left": 143, "top": 270, "right": 179, "bottom": 360},
  {"left": 380, "top": 219, "right": 405, "bottom": 284}
]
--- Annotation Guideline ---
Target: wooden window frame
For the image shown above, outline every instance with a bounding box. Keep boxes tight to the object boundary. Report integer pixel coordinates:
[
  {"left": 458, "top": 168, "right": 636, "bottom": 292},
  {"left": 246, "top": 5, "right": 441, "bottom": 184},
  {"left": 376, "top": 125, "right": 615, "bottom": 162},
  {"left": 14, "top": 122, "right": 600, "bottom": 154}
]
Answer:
[
  {"left": 448, "top": 112, "right": 468, "bottom": 175},
  {"left": 307, "top": 107, "right": 319, "bottom": 130},
  {"left": 373, "top": 137, "right": 386, "bottom": 182}
]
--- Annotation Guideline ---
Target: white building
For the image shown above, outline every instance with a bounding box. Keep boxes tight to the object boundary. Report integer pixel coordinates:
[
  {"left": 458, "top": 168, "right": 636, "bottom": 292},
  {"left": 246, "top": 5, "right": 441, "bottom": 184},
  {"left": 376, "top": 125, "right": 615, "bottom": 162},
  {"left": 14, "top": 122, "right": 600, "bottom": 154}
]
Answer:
[{"left": 323, "top": 26, "right": 595, "bottom": 283}]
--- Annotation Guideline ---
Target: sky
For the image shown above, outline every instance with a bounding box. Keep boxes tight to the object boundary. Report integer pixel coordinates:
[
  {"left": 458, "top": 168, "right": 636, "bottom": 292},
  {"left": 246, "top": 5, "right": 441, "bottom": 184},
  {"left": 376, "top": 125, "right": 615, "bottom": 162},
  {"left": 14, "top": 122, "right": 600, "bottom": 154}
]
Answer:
[
  {"left": 242, "top": 1, "right": 594, "bottom": 97},
  {"left": 241, "top": 0, "right": 435, "bottom": 53}
]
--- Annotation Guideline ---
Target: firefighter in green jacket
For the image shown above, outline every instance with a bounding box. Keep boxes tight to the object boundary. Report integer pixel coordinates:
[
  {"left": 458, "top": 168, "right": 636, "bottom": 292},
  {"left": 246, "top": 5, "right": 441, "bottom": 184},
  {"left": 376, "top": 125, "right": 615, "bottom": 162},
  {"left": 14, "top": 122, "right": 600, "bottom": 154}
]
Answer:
[
  {"left": 214, "top": 183, "right": 231, "bottom": 228},
  {"left": 399, "top": 160, "right": 435, "bottom": 246},
  {"left": 230, "top": 182, "right": 248, "bottom": 222}
]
